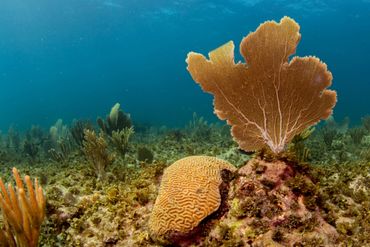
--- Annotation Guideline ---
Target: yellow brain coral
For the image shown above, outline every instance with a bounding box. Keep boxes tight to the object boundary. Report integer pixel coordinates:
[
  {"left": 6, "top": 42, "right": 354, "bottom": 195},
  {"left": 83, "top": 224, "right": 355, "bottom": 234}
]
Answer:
[
  {"left": 149, "top": 156, "right": 235, "bottom": 239},
  {"left": 186, "top": 16, "right": 337, "bottom": 153}
]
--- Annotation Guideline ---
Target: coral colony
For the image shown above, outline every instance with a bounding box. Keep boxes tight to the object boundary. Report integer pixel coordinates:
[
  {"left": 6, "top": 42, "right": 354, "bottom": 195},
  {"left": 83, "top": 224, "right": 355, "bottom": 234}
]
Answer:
[
  {"left": 0, "top": 17, "right": 369, "bottom": 247},
  {"left": 148, "top": 16, "right": 338, "bottom": 246},
  {"left": 187, "top": 16, "right": 336, "bottom": 154}
]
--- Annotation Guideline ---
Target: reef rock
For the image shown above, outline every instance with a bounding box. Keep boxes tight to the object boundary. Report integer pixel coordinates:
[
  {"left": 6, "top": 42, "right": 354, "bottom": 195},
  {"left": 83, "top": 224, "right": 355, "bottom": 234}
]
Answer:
[{"left": 205, "top": 157, "right": 339, "bottom": 246}]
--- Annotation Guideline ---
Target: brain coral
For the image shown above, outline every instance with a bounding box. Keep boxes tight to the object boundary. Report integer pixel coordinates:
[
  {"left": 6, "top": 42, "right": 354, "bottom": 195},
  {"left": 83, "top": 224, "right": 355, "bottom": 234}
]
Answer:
[
  {"left": 186, "top": 16, "right": 337, "bottom": 154},
  {"left": 149, "top": 156, "right": 236, "bottom": 241}
]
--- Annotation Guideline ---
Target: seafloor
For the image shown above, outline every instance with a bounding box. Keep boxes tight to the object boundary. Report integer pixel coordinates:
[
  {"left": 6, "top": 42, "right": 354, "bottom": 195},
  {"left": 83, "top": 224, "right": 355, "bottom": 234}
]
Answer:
[{"left": 0, "top": 113, "right": 369, "bottom": 247}]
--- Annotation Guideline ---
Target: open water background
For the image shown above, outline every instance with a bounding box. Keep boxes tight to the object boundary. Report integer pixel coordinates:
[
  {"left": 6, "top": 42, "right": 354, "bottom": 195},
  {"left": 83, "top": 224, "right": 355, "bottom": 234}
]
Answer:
[{"left": 0, "top": 0, "right": 369, "bottom": 131}]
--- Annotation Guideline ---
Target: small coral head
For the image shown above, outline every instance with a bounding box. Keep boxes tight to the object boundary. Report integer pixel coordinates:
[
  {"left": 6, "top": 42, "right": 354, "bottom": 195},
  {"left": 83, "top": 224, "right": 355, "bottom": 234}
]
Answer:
[{"left": 186, "top": 16, "right": 337, "bottom": 154}]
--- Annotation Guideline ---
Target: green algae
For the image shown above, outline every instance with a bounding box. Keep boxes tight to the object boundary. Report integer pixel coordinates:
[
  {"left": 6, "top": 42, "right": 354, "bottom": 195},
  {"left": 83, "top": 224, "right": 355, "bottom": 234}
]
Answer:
[{"left": 286, "top": 174, "right": 319, "bottom": 211}]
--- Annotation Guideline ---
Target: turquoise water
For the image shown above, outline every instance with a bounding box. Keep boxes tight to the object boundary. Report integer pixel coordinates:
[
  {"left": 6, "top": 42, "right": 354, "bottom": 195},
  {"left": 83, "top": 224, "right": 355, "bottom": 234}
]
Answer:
[{"left": 0, "top": 0, "right": 369, "bottom": 130}]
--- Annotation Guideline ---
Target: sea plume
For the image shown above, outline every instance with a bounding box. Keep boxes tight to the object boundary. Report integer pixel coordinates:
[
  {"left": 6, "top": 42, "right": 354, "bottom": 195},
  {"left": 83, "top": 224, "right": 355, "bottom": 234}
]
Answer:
[
  {"left": 186, "top": 16, "right": 337, "bottom": 153},
  {"left": 0, "top": 168, "right": 46, "bottom": 247}
]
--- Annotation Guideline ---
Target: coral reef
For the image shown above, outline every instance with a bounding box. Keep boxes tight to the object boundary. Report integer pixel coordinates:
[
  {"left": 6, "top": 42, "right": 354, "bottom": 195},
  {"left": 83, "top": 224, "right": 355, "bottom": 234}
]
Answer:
[
  {"left": 0, "top": 117, "right": 367, "bottom": 246},
  {"left": 186, "top": 16, "right": 337, "bottom": 154},
  {"left": 0, "top": 16, "right": 368, "bottom": 247}
]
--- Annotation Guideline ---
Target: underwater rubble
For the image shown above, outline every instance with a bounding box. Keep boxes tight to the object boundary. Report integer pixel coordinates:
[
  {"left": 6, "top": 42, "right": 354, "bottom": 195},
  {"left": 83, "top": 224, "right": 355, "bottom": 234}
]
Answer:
[{"left": 0, "top": 16, "right": 369, "bottom": 247}]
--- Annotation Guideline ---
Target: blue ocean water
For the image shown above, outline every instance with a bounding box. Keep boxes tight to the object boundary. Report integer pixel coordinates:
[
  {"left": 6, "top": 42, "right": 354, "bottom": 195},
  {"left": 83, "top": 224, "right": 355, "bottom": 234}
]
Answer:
[{"left": 0, "top": 0, "right": 369, "bottom": 131}]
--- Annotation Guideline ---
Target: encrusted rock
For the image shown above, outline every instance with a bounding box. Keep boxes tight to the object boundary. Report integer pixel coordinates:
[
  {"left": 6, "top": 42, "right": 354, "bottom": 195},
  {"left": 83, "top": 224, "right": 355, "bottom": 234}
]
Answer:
[{"left": 205, "top": 157, "right": 339, "bottom": 246}]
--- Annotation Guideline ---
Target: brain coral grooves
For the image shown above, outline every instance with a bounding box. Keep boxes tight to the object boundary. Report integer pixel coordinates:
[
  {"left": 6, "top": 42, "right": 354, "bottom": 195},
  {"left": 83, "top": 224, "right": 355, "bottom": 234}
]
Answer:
[
  {"left": 149, "top": 156, "right": 236, "bottom": 242},
  {"left": 186, "top": 16, "right": 337, "bottom": 154}
]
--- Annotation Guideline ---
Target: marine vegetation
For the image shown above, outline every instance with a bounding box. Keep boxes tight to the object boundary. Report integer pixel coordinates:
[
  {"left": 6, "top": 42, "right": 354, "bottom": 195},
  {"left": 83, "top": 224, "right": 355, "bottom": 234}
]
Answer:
[
  {"left": 82, "top": 130, "right": 114, "bottom": 180},
  {"left": 137, "top": 146, "right": 154, "bottom": 163},
  {"left": 70, "top": 120, "right": 93, "bottom": 149},
  {"left": 110, "top": 127, "right": 134, "bottom": 158},
  {"left": 0, "top": 114, "right": 368, "bottom": 246},
  {"left": 97, "top": 103, "right": 132, "bottom": 136}
]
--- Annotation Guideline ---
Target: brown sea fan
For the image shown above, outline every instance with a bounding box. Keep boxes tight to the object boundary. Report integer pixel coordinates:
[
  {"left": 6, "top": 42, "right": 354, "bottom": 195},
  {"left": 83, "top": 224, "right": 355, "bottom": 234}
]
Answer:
[{"left": 186, "top": 16, "right": 337, "bottom": 153}]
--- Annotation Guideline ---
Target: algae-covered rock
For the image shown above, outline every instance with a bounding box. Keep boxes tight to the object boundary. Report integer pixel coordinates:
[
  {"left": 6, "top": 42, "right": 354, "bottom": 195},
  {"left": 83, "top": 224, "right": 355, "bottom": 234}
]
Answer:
[{"left": 205, "top": 157, "right": 339, "bottom": 246}]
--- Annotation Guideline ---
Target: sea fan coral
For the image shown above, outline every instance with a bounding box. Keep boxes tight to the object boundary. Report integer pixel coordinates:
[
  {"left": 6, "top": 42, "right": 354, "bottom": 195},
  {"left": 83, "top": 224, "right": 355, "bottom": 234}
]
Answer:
[{"left": 186, "top": 16, "right": 337, "bottom": 153}]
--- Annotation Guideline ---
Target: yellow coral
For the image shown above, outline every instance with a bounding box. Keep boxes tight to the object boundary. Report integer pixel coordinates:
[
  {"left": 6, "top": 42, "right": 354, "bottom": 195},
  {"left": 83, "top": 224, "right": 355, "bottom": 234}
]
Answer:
[
  {"left": 186, "top": 16, "right": 337, "bottom": 153},
  {"left": 0, "top": 168, "right": 46, "bottom": 247},
  {"left": 149, "top": 156, "right": 236, "bottom": 240}
]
